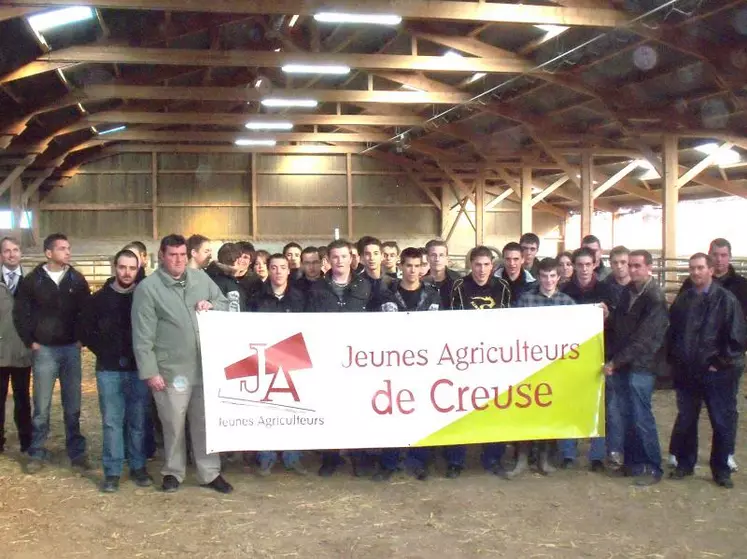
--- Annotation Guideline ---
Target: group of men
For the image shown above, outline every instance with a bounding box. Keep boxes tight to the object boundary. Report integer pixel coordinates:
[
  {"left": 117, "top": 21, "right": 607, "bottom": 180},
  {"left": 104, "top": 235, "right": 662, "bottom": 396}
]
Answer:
[{"left": 0, "top": 229, "right": 743, "bottom": 493}]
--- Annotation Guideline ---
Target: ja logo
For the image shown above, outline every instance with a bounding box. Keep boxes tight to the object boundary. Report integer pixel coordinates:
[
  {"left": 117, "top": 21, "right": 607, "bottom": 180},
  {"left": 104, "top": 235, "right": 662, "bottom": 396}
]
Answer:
[{"left": 224, "top": 333, "right": 313, "bottom": 403}]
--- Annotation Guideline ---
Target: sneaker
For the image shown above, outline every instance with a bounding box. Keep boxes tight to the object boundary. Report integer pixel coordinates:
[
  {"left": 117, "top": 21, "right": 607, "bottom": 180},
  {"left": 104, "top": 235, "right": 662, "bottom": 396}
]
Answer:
[
  {"left": 590, "top": 460, "right": 605, "bottom": 473},
  {"left": 318, "top": 459, "right": 338, "bottom": 477},
  {"left": 633, "top": 468, "right": 662, "bottom": 487},
  {"left": 728, "top": 455, "right": 739, "bottom": 473},
  {"left": 287, "top": 462, "right": 308, "bottom": 476},
  {"left": 100, "top": 476, "right": 120, "bottom": 493},
  {"left": 445, "top": 465, "right": 462, "bottom": 479},
  {"left": 25, "top": 458, "right": 44, "bottom": 474},
  {"left": 71, "top": 455, "right": 92, "bottom": 471},
  {"left": 560, "top": 458, "right": 574, "bottom": 470},
  {"left": 715, "top": 476, "right": 734, "bottom": 489},
  {"left": 607, "top": 452, "right": 624, "bottom": 471},
  {"left": 130, "top": 468, "right": 153, "bottom": 488},
  {"left": 202, "top": 474, "right": 233, "bottom": 494},
  {"left": 667, "top": 454, "right": 678, "bottom": 468},
  {"left": 669, "top": 467, "right": 693, "bottom": 480},
  {"left": 491, "top": 463, "right": 510, "bottom": 479},
  {"left": 162, "top": 474, "right": 180, "bottom": 493},
  {"left": 411, "top": 467, "right": 429, "bottom": 481},
  {"left": 371, "top": 469, "right": 394, "bottom": 482}
]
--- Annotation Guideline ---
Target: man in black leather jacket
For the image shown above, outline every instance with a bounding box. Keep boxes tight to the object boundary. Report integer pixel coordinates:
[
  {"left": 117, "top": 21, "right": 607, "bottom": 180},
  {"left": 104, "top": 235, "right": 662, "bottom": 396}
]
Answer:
[{"left": 667, "top": 253, "right": 746, "bottom": 489}]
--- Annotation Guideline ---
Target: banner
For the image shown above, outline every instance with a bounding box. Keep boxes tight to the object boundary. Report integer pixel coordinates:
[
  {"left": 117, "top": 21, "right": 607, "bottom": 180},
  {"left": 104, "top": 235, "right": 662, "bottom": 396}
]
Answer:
[{"left": 199, "top": 306, "right": 605, "bottom": 453}]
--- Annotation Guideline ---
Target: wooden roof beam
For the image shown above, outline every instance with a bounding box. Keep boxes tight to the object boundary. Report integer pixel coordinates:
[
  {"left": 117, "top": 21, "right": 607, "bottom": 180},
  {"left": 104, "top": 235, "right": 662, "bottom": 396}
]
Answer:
[
  {"left": 83, "top": 130, "right": 390, "bottom": 143},
  {"left": 7, "top": 1, "right": 629, "bottom": 27}
]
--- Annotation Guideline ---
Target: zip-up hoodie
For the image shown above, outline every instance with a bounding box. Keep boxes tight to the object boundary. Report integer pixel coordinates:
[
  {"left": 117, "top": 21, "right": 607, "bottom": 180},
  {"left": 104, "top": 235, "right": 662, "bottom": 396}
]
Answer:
[
  {"left": 206, "top": 261, "right": 250, "bottom": 312},
  {"left": 380, "top": 280, "right": 440, "bottom": 312},
  {"left": 13, "top": 263, "right": 90, "bottom": 347},
  {"left": 450, "top": 274, "right": 511, "bottom": 310},
  {"left": 306, "top": 271, "right": 372, "bottom": 312},
  {"left": 492, "top": 266, "right": 535, "bottom": 305}
]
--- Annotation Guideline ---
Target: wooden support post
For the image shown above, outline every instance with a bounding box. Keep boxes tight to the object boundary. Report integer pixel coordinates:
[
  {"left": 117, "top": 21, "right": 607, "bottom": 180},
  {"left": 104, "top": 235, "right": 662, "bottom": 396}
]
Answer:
[
  {"left": 251, "top": 153, "right": 258, "bottom": 239},
  {"left": 30, "top": 190, "right": 40, "bottom": 247},
  {"left": 346, "top": 153, "right": 353, "bottom": 239},
  {"left": 520, "top": 166, "right": 532, "bottom": 234},
  {"left": 440, "top": 186, "right": 449, "bottom": 238},
  {"left": 10, "top": 177, "right": 22, "bottom": 241},
  {"left": 151, "top": 151, "right": 158, "bottom": 240},
  {"left": 611, "top": 211, "right": 619, "bottom": 247},
  {"left": 559, "top": 215, "right": 567, "bottom": 253},
  {"left": 475, "top": 173, "right": 485, "bottom": 246},
  {"left": 663, "top": 135, "right": 679, "bottom": 286},
  {"left": 580, "top": 151, "right": 593, "bottom": 241}
]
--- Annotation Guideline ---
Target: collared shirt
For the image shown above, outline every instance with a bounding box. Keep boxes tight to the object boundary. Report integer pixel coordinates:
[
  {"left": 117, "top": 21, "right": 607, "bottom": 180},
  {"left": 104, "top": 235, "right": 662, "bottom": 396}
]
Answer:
[
  {"left": 516, "top": 285, "right": 576, "bottom": 307},
  {"left": 2, "top": 265, "right": 20, "bottom": 292}
]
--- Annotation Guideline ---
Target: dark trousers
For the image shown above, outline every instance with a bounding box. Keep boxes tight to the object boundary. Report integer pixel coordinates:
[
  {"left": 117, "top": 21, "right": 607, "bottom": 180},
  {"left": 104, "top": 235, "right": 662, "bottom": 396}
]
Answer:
[
  {"left": 669, "top": 367, "right": 740, "bottom": 480},
  {"left": 0, "top": 366, "right": 32, "bottom": 452},
  {"left": 443, "top": 443, "right": 506, "bottom": 470}
]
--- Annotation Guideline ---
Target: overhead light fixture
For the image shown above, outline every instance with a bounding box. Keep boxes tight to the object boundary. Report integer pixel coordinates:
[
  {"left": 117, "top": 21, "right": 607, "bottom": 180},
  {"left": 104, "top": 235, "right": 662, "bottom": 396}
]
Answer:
[
  {"left": 289, "top": 14, "right": 300, "bottom": 27},
  {"left": 400, "top": 84, "right": 424, "bottom": 92},
  {"left": 534, "top": 24, "right": 569, "bottom": 40},
  {"left": 313, "top": 12, "right": 402, "bottom": 26},
  {"left": 443, "top": 50, "right": 463, "bottom": 60},
  {"left": 98, "top": 125, "right": 126, "bottom": 135},
  {"left": 245, "top": 121, "right": 293, "bottom": 131},
  {"left": 274, "top": 47, "right": 281, "bottom": 52},
  {"left": 261, "top": 98, "right": 318, "bottom": 108},
  {"left": 282, "top": 64, "right": 350, "bottom": 75},
  {"left": 466, "top": 72, "right": 487, "bottom": 84},
  {"left": 254, "top": 78, "right": 263, "bottom": 88},
  {"left": 56, "top": 68, "right": 69, "bottom": 85},
  {"left": 694, "top": 142, "right": 741, "bottom": 167},
  {"left": 235, "top": 139, "right": 277, "bottom": 147},
  {"left": 28, "top": 6, "right": 95, "bottom": 33},
  {"left": 77, "top": 102, "right": 87, "bottom": 114}
]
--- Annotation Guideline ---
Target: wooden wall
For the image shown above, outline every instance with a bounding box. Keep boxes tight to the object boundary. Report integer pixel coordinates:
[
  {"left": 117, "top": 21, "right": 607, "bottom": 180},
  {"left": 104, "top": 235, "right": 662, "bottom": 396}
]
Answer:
[{"left": 38, "top": 152, "right": 439, "bottom": 242}]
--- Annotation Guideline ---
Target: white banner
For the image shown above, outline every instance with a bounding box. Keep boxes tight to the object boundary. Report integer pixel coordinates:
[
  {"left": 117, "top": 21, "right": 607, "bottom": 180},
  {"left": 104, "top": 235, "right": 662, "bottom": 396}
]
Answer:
[{"left": 199, "top": 306, "right": 605, "bottom": 453}]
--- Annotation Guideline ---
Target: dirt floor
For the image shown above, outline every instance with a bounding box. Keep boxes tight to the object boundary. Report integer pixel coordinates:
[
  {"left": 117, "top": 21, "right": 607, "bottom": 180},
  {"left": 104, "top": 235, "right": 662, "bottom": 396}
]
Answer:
[{"left": 0, "top": 352, "right": 745, "bottom": 559}]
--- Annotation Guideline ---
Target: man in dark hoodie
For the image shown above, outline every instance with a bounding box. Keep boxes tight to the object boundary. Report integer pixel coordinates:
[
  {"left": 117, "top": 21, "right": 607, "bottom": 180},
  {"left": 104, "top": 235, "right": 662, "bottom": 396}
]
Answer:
[
  {"left": 424, "top": 239, "right": 462, "bottom": 310},
  {"left": 448, "top": 245, "right": 511, "bottom": 479},
  {"left": 307, "top": 239, "right": 373, "bottom": 477},
  {"left": 78, "top": 249, "right": 153, "bottom": 493},
  {"left": 251, "top": 254, "right": 307, "bottom": 476},
  {"left": 357, "top": 236, "right": 393, "bottom": 310},
  {"left": 375, "top": 247, "right": 440, "bottom": 482},
  {"left": 295, "top": 246, "right": 323, "bottom": 295},
  {"left": 13, "top": 233, "right": 91, "bottom": 474},
  {"left": 206, "top": 243, "right": 251, "bottom": 312}
]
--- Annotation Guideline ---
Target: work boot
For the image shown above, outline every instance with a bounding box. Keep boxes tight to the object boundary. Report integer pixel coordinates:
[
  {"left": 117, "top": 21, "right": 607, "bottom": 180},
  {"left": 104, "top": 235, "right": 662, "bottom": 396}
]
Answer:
[
  {"left": 507, "top": 444, "right": 529, "bottom": 479},
  {"left": 537, "top": 445, "right": 556, "bottom": 475}
]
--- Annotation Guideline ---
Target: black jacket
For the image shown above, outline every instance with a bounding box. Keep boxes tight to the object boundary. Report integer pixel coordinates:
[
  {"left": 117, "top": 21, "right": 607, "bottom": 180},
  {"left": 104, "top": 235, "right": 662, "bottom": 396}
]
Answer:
[
  {"left": 606, "top": 279, "right": 669, "bottom": 374},
  {"left": 450, "top": 275, "right": 510, "bottom": 310},
  {"left": 206, "top": 262, "right": 251, "bottom": 312},
  {"left": 13, "top": 264, "right": 90, "bottom": 347},
  {"left": 77, "top": 278, "right": 137, "bottom": 371},
  {"left": 293, "top": 275, "right": 321, "bottom": 296},
  {"left": 360, "top": 272, "right": 393, "bottom": 311},
  {"left": 602, "top": 274, "right": 628, "bottom": 309},
  {"left": 668, "top": 282, "right": 746, "bottom": 375},
  {"left": 251, "top": 281, "right": 306, "bottom": 313},
  {"left": 561, "top": 276, "right": 615, "bottom": 308},
  {"left": 381, "top": 280, "right": 441, "bottom": 312},
  {"left": 679, "top": 265, "right": 747, "bottom": 319},
  {"left": 306, "top": 272, "right": 372, "bottom": 312},
  {"left": 426, "top": 268, "right": 463, "bottom": 310}
]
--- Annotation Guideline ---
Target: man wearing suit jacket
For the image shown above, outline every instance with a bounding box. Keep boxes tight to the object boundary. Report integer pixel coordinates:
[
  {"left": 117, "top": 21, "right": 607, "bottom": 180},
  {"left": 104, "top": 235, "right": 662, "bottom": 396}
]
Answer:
[{"left": 0, "top": 236, "right": 32, "bottom": 454}]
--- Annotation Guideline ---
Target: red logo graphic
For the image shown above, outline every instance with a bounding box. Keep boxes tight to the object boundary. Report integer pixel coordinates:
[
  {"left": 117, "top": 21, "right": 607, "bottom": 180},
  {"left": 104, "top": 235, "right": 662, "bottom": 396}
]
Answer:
[{"left": 224, "top": 333, "right": 312, "bottom": 402}]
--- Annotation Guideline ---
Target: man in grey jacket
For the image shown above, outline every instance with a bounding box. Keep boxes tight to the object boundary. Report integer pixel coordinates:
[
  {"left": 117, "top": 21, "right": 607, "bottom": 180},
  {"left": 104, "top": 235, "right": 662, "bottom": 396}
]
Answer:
[
  {"left": 132, "top": 234, "right": 231, "bottom": 493},
  {"left": 0, "top": 237, "right": 32, "bottom": 453}
]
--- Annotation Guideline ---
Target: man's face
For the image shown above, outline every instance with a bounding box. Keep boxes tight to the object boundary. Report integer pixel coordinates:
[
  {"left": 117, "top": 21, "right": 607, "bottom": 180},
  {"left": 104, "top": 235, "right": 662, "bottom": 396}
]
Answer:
[
  {"left": 382, "top": 247, "right": 399, "bottom": 271},
  {"left": 236, "top": 252, "right": 251, "bottom": 274},
  {"left": 574, "top": 255, "right": 595, "bottom": 285},
  {"left": 269, "top": 257, "right": 290, "bottom": 287},
  {"left": 610, "top": 253, "right": 629, "bottom": 281},
  {"left": 709, "top": 246, "right": 730, "bottom": 276},
  {"left": 301, "top": 252, "right": 322, "bottom": 280},
  {"left": 115, "top": 255, "right": 139, "bottom": 288},
  {"left": 419, "top": 255, "right": 430, "bottom": 279},
  {"left": 284, "top": 247, "right": 301, "bottom": 270},
  {"left": 427, "top": 246, "right": 448, "bottom": 274},
  {"left": 350, "top": 247, "right": 360, "bottom": 269},
  {"left": 628, "top": 255, "right": 651, "bottom": 285},
  {"left": 45, "top": 239, "right": 71, "bottom": 267},
  {"left": 363, "top": 244, "right": 382, "bottom": 273},
  {"left": 471, "top": 256, "right": 493, "bottom": 286},
  {"left": 582, "top": 241, "right": 601, "bottom": 266},
  {"left": 402, "top": 257, "right": 421, "bottom": 284},
  {"left": 689, "top": 256, "right": 713, "bottom": 288},
  {"left": 520, "top": 242, "right": 538, "bottom": 266},
  {"left": 191, "top": 242, "right": 212, "bottom": 268},
  {"left": 162, "top": 244, "right": 188, "bottom": 277},
  {"left": 1, "top": 240, "right": 21, "bottom": 268},
  {"left": 503, "top": 250, "right": 523, "bottom": 278},
  {"left": 330, "top": 247, "right": 351, "bottom": 276},
  {"left": 539, "top": 268, "right": 559, "bottom": 293}
]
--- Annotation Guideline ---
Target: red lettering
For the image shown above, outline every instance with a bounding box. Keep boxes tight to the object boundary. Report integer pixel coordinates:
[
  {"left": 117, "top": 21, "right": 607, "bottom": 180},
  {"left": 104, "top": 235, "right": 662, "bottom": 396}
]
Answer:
[
  {"left": 372, "top": 380, "right": 394, "bottom": 415},
  {"left": 354, "top": 351, "right": 368, "bottom": 367},
  {"left": 515, "top": 383, "right": 533, "bottom": 408},
  {"left": 261, "top": 370, "right": 300, "bottom": 402},
  {"left": 396, "top": 389, "right": 415, "bottom": 414},
  {"left": 456, "top": 385, "right": 470, "bottom": 412},
  {"left": 430, "top": 379, "right": 454, "bottom": 413},
  {"left": 494, "top": 386, "right": 513, "bottom": 409},
  {"left": 471, "top": 386, "right": 490, "bottom": 411},
  {"left": 530, "top": 345, "right": 544, "bottom": 362},
  {"left": 535, "top": 382, "right": 553, "bottom": 407},
  {"left": 402, "top": 350, "right": 415, "bottom": 367},
  {"left": 567, "top": 343, "right": 580, "bottom": 360}
]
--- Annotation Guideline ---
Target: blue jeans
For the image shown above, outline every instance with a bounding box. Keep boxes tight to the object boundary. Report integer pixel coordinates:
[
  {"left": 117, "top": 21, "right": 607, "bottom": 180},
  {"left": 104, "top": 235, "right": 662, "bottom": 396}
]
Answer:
[
  {"left": 605, "top": 373, "right": 625, "bottom": 456},
  {"left": 616, "top": 371, "right": 662, "bottom": 476},
  {"left": 443, "top": 443, "right": 506, "bottom": 470},
  {"left": 380, "top": 448, "right": 401, "bottom": 471},
  {"left": 670, "top": 367, "right": 740, "bottom": 480},
  {"left": 405, "top": 447, "right": 430, "bottom": 470},
  {"left": 96, "top": 370, "right": 150, "bottom": 477},
  {"left": 257, "top": 450, "right": 302, "bottom": 469},
  {"left": 559, "top": 437, "right": 606, "bottom": 462},
  {"left": 28, "top": 344, "right": 86, "bottom": 461}
]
